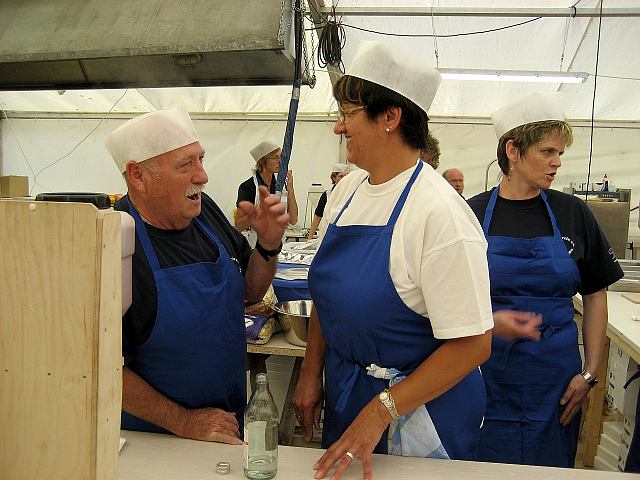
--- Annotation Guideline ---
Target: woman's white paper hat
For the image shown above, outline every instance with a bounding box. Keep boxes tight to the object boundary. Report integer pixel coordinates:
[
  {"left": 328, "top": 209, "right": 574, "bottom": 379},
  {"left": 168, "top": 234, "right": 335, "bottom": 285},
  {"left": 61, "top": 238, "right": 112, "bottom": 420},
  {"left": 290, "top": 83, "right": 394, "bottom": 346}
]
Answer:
[
  {"left": 491, "top": 93, "right": 565, "bottom": 139},
  {"left": 347, "top": 41, "right": 441, "bottom": 115},
  {"left": 105, "top": 105, "right": 199, "bottom": 173},
  {"left": 250, "top": 141, "right": 280, "bottom": 162},
  {"left": 331, "top": 164, "right": 349, "bottom": 173}
]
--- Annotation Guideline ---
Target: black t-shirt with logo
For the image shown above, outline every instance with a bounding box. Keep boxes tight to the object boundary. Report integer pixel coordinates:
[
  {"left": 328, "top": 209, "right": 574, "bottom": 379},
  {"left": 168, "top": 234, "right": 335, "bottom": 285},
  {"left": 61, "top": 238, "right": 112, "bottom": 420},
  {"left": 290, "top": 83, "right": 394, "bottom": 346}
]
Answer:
[{"left": 467, "top": 188, "right": 623, "bottom": 296}]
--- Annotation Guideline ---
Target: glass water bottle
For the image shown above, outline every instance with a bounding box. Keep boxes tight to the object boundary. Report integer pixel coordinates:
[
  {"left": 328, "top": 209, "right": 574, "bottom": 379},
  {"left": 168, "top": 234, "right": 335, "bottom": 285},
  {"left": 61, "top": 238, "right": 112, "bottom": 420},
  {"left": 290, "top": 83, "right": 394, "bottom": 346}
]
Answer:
[{"left": 244, "top": 373, "right": 279, "bottom": 479}]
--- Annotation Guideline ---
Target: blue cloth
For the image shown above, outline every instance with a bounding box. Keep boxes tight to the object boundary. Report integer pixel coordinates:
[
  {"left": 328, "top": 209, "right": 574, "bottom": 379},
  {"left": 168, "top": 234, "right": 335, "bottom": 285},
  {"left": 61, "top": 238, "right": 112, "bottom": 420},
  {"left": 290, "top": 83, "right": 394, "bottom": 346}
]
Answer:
[
  {"left": 366, "top": 364, "right": 449, "bottom": 459},
  {"left": 308, "top": 161, "right": 485, "bottom": 460},
  {"left": 272, "top": 263, "right": 310, "bottom": 302},
  {"left": 122, "top": 199, "right": 247, "bottom": 433},
  {"left": 478, "top": 188, "right": 582, "bottom": 467}
]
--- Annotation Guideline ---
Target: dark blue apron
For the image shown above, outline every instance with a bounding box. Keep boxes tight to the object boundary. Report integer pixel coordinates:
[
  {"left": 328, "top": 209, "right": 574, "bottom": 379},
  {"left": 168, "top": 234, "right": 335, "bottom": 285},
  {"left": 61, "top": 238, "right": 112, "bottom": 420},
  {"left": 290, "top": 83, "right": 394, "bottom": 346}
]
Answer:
[
  {"left": 478, "top": 187, "right": 582, "bottom": 467},
  {"left": 122, "top": 197, "right": 247, "bottom": 433},
  {"left": 308, "top": 161, "right": 485, "bottom": 460}
]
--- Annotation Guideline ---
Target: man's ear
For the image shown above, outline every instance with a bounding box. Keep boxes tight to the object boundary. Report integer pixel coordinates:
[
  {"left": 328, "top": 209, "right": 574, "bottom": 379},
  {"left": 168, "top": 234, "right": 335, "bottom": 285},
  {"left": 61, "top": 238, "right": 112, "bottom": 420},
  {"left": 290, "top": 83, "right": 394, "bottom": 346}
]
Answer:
[{"left": 125, "top": 162, "right": 147, "bottom": 192}]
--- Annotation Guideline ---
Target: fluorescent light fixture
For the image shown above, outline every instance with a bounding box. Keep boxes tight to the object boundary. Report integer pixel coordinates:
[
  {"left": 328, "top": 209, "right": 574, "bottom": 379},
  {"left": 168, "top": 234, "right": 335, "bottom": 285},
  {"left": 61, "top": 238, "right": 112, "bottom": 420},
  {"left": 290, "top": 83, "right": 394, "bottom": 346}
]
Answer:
[{"left": 437, "top": 68, "right": 588, "bottom": 84}]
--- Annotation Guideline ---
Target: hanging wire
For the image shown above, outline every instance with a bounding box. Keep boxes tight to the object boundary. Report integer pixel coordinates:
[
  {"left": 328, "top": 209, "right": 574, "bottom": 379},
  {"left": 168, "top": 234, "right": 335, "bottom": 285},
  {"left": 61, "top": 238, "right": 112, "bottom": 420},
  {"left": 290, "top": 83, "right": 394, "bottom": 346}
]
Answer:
[
  {"left": 0, "top": 102, "right": 40, "bottom": 189},
  {"left": 339, "top": 16, "right": 543, "bottom": 38},
  {"left": 584, "top": 0, "right": 604, "bottom": 201},
  {"left": 31, "top": 89, "right": 128, "bottom": 194},
  {"left": 559, "top": 14, "right": 571, "bottom": 70},
  {"left": 316, "top": 3, "right": 346, "bottom": 73},
  {"left": 431, "top": 4, "right": 440, "bottom": 68}
]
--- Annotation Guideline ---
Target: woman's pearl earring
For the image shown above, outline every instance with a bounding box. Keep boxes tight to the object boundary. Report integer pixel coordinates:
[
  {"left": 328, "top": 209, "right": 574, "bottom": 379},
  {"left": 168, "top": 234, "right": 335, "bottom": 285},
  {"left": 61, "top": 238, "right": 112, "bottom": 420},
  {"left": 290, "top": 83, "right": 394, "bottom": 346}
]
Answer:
[{"left": 385, "top": 127, "right": 391, "bottom": 132}]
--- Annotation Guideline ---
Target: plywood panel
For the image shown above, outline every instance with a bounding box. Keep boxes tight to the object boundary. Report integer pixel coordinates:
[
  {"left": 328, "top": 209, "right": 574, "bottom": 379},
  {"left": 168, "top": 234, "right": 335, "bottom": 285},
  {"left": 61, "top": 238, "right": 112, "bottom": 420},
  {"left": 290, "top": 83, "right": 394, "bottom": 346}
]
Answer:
[{"left": 0, "top": 199, "right": 121, "bottom": 480}]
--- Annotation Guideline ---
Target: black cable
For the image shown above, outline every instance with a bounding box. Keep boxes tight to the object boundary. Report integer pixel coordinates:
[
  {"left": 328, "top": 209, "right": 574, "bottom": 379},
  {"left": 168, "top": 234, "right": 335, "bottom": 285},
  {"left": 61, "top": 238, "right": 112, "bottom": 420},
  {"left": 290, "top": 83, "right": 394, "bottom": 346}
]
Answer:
[
  {"left": 340, "top": 16, "right": 543, "bottom": 38},
  {"left": 317, "top": 17, "right": 346, "bottom": 72},
  {"left": 584, "top": 0, "right": 604, "bottom": 202}
]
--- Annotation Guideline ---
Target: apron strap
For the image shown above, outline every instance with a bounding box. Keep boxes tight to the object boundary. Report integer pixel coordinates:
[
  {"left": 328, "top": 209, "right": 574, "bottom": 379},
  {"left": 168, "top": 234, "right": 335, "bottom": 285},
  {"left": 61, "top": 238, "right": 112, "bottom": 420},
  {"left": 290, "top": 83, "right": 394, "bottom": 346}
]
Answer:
[
  {"left": 333, "top": 161, "right": 423, "bottom": 226},
  {"left": 539, "top": 190, "right": 563, "bottom": 240},
  {"left": 127, "top": 197, "right": 161, "bottom": 272},
  {"left": 481, "top": 187, "right": 499, "bottom": 235},
  {"left": 387, "top": 161, "right": 423, "bottom": 227}
]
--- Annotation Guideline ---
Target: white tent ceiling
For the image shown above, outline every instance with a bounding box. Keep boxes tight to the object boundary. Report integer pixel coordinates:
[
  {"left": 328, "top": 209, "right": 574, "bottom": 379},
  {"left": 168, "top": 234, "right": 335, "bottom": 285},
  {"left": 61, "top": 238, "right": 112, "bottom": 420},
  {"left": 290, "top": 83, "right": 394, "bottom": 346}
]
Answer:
[{"left": 1, "top": 0, "right": 638, "bottom": 122}]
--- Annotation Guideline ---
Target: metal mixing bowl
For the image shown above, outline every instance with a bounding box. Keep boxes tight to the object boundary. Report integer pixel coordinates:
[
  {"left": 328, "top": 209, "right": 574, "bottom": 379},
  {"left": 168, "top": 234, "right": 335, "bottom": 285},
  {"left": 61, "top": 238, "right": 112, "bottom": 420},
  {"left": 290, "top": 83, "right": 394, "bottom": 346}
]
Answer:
[{"left": 273, "top": 300, "right": 313, "bottom": 346}]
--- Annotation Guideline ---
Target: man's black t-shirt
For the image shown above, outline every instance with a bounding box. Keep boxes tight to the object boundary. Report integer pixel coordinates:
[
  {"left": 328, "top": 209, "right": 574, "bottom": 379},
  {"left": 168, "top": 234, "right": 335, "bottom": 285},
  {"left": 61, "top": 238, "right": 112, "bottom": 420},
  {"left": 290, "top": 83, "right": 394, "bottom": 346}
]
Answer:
[
  {"left": 236, "top": 172, "right": 276, "bottom": 206},
  {"left": 115, "top": 193, "right": 252, "bottom": 355},
  {"left": 467, "top": 188, "right": 623, "bottom": 296}
]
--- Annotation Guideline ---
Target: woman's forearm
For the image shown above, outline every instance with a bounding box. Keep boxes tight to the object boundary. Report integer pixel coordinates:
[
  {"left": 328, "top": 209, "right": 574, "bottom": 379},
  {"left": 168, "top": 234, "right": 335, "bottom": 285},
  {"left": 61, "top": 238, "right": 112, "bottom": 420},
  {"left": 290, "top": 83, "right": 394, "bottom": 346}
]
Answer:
[{"left": 391, "top": 331, "right": 491, "bottom": 415}]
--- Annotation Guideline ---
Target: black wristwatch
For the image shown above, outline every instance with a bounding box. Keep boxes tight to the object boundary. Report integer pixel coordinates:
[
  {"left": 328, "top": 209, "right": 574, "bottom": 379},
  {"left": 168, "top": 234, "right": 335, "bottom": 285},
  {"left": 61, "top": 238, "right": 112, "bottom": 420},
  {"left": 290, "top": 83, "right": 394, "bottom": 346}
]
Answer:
[
  {"left": 581, "top": 369, "right": 598, "bottom": 387},
  {"left": 255, "top": 241, "right": 282, "bottom": 261}
]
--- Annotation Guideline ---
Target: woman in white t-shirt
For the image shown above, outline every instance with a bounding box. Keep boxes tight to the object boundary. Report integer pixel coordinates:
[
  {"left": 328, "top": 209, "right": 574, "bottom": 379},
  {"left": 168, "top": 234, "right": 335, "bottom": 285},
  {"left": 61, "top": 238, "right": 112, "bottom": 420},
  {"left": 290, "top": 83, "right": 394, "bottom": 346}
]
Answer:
[{"left": 292, "top": 41, "right": 494, "bottom": 480}]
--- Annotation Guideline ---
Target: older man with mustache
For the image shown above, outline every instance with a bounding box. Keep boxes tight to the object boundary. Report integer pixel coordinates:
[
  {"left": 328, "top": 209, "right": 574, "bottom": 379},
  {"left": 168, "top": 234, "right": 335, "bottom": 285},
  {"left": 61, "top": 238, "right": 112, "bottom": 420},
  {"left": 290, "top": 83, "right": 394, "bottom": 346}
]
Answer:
[{"left": 106, "top": 106, "right": 288, "bottom": 443}]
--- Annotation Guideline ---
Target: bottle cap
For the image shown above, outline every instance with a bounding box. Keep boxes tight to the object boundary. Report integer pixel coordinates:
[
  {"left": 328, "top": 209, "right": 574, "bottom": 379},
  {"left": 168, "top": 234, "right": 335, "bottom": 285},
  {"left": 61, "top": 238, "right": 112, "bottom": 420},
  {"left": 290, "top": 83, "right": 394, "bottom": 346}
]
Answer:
[{"left": 216, "top": 461, "right": 231, "bottom": 475}]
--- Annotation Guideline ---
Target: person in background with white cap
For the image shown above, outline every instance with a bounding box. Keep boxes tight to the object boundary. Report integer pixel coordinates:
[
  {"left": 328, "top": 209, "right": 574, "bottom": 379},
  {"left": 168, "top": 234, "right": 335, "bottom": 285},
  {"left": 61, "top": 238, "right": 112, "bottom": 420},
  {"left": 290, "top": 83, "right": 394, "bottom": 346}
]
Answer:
[
  {"left": 306, "top": 163, "right": 350, "bottom": 240},
  {"left": 467, "top": 93, "right": 623, "bottom": 467},
  {"left": 235, "top": 141, "right": 299, "bottom": 246},
  {"left": 442, "top": 168, "right": 465, "bottom": 197},
  {"left": 293, "top": 41, "right": 493, "bottom": 480},
  {"left": 106, "top": 106, "right": 288, "bottom": 443}
]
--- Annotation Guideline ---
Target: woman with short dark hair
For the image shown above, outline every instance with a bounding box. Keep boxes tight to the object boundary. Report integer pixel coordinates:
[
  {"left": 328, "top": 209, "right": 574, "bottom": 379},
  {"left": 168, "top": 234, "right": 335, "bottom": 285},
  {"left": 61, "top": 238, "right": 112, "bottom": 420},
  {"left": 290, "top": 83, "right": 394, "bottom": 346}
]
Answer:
[{"left": 293, "top": 41, "right": 493, "bottom": 480}]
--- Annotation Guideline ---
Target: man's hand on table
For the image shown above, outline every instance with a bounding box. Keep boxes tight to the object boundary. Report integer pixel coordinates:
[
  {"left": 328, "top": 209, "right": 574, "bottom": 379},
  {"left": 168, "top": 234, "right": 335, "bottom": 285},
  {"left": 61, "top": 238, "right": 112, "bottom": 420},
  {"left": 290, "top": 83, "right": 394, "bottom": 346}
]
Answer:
[{"left": 176, "top": 407, "right": 243, "bottom": 444}]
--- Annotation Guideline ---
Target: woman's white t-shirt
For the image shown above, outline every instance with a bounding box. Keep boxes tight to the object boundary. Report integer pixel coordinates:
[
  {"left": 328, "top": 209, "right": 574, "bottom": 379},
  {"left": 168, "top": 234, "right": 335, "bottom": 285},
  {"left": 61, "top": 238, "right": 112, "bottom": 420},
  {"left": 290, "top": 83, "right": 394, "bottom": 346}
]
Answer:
[{"left": 317, "top": 161, "right": 493, "bottom": 340}]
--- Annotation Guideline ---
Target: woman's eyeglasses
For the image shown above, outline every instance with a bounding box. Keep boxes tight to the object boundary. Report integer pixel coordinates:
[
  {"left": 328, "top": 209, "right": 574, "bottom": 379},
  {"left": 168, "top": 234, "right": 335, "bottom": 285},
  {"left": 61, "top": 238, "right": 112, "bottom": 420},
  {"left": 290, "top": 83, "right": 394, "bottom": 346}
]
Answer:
[{"left": 337, "top": 105, "right": 365, "bottom": 122}]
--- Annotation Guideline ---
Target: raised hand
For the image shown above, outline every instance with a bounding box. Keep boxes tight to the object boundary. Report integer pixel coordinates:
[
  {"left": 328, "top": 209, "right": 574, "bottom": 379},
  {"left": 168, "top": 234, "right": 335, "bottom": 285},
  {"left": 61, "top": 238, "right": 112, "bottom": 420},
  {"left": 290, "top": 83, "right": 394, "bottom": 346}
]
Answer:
[{"left": 237, "top": 185, "right": 288, "bottom": 249}]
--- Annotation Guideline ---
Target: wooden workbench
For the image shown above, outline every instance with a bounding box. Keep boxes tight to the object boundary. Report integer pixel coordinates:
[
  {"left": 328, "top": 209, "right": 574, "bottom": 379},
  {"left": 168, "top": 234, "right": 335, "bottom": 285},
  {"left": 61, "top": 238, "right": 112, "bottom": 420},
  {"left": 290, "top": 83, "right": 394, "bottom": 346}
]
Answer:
[{"left": 575, "top": 291, "right": 640, "bottom": 467}]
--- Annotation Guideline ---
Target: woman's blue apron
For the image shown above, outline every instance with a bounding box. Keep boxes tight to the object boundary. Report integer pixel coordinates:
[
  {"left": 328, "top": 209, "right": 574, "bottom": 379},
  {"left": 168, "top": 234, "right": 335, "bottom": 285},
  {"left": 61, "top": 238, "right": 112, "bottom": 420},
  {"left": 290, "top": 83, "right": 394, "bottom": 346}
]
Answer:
[
  {"left": 308, "top": 162, "right": 485, "bottom": 460},
  {"left": 122, "top": 198, "right": 247, "bottom": 433},
  {"left": 478, "top": 187, "right": 582, "bottom": 467}
]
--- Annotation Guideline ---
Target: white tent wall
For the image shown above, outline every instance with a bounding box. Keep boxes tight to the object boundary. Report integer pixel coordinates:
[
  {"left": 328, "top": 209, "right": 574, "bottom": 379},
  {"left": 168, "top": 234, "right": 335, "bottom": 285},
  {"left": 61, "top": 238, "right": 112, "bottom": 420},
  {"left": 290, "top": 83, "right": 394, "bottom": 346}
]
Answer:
[
  {"left": 3, "top": 115, "right": 639, "bottom": 242},
  {"left": 0, "top": 116, "right": 341, "bottom": 229}
]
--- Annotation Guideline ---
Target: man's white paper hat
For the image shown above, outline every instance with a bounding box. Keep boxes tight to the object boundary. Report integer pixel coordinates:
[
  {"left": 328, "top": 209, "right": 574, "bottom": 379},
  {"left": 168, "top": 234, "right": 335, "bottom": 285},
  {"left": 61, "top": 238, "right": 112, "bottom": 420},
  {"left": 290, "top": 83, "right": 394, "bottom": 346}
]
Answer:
[
  {"left": 491, "top": 93, "right": 565, "bottom": 139},
  {"left": 347, "top": 41, "right": 441, "bottom": 115},
  {"left": 331, "top": 164, "right": 349, "bottom": 173},
  {"left": 105, "top": 105, "right": 199, "bottom": 173},
  {"left": 250, "top": 141, "right": 280, "bottom": 162}
]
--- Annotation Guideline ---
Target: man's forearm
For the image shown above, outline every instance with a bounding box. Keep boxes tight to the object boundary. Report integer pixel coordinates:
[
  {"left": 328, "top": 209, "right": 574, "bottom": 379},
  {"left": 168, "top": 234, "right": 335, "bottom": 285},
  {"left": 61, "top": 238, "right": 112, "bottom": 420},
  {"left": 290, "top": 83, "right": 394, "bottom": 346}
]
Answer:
[
  {"left": 123, "top": 367, "right": 186, "bottom": 435},
  {"left": 244, "top": 250, "right": 277, "bottom": 302}
]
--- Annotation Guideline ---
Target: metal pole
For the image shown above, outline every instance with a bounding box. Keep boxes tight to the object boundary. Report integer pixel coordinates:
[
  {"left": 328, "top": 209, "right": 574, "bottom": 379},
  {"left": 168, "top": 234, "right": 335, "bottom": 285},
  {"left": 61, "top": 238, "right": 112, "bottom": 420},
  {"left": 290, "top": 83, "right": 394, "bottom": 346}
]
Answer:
[
  {"left": 319, "top": 6, "right": 640, "bottom": 18},
  {"left": 277, "top": 0, "right": 303, "bottom": 193}
]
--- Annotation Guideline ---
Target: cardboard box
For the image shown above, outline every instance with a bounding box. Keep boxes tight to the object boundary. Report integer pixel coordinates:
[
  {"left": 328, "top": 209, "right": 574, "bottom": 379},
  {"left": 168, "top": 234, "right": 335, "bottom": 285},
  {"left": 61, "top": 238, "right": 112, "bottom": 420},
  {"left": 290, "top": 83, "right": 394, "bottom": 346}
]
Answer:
[
  {"left": 0, "top": 175, "right": 29, "bottom": 197},
  {"left": 606, "top": 346, "right": 639, "bottom": 415}
]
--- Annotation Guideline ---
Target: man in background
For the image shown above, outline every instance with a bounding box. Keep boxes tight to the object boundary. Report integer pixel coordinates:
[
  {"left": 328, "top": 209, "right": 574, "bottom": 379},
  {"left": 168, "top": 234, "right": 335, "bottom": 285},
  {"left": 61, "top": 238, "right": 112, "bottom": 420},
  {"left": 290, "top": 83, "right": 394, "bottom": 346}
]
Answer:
[
  {"left": 105, "top": 106, "right": 288, "bottom": 443},
  {"left": 443, "top": 167, "right": 465, "bottom": 197}
]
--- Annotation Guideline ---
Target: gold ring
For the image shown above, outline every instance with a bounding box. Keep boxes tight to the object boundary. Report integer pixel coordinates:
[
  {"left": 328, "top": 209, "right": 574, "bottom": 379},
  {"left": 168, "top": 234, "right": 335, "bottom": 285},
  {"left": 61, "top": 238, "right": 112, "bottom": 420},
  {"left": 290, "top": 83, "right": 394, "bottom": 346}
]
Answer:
[{"left": 345, "top": 451, "right": 354, "bottom": 460}]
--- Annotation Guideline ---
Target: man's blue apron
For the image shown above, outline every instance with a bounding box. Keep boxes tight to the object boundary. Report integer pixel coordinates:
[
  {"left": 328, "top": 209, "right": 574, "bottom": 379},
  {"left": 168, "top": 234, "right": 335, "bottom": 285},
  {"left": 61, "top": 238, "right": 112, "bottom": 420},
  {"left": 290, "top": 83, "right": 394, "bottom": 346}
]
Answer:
[
  {"left": 478, "top": 188, "right": 582, "bottom": 467},
  {"left": 308, "top": 162, "right": 485, "bottom": 460},
  {"left": 122, "top": 198, "right": 247, "bottom": 433}
]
